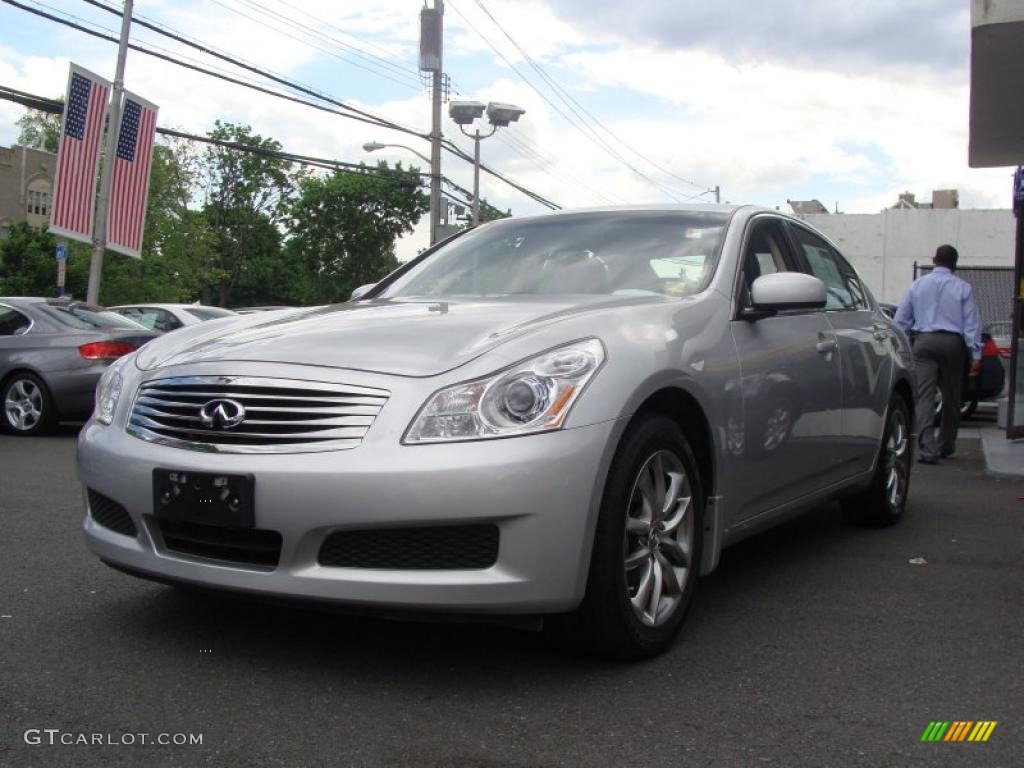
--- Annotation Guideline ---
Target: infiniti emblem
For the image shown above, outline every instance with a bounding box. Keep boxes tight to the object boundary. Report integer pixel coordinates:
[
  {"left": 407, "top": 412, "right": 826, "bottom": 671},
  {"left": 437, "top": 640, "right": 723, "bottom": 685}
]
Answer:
[{"left": 199, "top": 398, "right": 246, "bottom": 430}]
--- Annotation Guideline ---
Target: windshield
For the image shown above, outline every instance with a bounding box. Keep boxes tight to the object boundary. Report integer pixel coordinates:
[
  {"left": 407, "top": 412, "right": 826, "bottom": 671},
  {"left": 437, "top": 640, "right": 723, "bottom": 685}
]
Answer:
[
  {"left": 38, "top": 302, "right": 150, "bottom": 331},
  {"left": 184, "top": 306, "right": 236, "bottom": 321},
  {"left": 379, "top": 211, "right": 729, "bottom": 300}
]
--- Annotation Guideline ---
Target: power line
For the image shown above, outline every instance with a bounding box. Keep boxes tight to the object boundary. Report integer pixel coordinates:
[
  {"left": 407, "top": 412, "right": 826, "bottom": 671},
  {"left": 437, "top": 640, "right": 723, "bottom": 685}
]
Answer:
[
  {"left": 3, "top": 0, "right": 561, "bottom": 209},
  {"left": 0, "top": 86, "right": 422, "bottom": 181},
  {"left": 471, "top": 0, "right": 713, "bottom": 195},
  {"left": 232, "top": 0, "right": 423, "bottom": 85},
  {"left": 206, "top": 0, "right": 422, "bottom": 92},
  {"left": 446, "top": 0, "right": 685, "bottom": 202},
  {"left": 78, "top": 0, "right": 419, "bottom": 130},
  {"left": 445, "top": 76, "right": 617, "bottom": 206},
  {"left": 447, "top": 0, "right": 715, "bottom": 203},
  {"left": 2, "top": 83, "right": 506, "bottom": 223},
  {"left": 273, "top": 0, "right": 423, "bottom": 79}
]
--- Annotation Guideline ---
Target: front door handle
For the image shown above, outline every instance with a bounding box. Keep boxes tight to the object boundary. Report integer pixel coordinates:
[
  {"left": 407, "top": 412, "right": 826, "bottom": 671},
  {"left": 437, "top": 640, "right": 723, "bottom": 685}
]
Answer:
[
  {"left": 816, "top": 333, "right": 838, "bottom": 354},
  {"left": 871, "top": 323, "right": 889, "bottom": 342}
]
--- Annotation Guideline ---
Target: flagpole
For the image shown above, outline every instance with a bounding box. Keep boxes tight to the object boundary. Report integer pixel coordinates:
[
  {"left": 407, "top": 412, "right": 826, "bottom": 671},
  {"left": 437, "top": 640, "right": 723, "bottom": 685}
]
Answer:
[{"left": 86, "top": 0, "right": 133, "bottom": 305}]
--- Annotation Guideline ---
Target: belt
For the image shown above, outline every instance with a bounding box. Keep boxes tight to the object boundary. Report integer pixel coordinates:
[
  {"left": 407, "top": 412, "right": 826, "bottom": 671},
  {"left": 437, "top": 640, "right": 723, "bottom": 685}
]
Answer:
[{"left": 916, "top": 330, "right": 961, "bottom": 337}]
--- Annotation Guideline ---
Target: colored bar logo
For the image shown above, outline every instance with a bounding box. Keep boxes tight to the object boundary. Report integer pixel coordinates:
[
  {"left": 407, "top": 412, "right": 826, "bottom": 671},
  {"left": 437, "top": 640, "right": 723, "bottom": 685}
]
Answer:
[{"left": 921, "top": 721, "right": 997, "bottom": 742}]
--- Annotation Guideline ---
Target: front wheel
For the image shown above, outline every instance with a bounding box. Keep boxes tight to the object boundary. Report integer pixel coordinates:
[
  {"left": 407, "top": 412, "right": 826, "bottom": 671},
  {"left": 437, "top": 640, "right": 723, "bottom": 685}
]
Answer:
[
  {"left": 2, "top": 373, "right": 56, "bottom": 436},
  {"left": 556, "top": 415, "right": 704, "bottom": 660},
  {"left": 842, "top": 395, "right": 911, "bottom": 526}
]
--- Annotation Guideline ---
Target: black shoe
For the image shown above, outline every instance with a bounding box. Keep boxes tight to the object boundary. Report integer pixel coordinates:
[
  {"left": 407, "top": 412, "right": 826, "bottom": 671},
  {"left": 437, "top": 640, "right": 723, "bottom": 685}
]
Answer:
[
  {"left": 919, "top": 454, "right": 939, "bottom": 465},
  {"left": 940, "top": 449, "right": 955, "bottom": 459}
]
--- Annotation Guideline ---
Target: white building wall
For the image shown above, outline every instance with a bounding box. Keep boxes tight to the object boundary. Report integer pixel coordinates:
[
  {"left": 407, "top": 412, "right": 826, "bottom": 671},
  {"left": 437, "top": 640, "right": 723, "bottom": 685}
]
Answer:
[{"left": 798, "top": 209, "right": 1016, "bottom": 303}]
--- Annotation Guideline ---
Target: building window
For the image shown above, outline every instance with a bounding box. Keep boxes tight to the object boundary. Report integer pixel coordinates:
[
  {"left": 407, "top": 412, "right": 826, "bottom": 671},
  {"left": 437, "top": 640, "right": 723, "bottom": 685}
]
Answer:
[{"left": 27, "top": 180, "right": 51, "bottom": 218}]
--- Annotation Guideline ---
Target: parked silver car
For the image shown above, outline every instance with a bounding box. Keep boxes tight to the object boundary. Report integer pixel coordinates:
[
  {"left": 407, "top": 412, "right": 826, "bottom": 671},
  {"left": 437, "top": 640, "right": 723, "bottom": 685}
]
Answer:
[
  {"left": 2, "top": 298, "right": 156, "bottom": 435},
  {"left": 109, "top": 303, "right": 237, "bottom": 333},
  {"left": 78, "top": 206, "right": 916, "bottom": 658}
]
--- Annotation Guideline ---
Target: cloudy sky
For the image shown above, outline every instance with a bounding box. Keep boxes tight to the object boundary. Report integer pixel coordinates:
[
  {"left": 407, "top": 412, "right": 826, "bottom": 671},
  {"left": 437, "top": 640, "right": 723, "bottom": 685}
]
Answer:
[{"left": 0, "top": 0, "right": 1014, "bottom": 258}]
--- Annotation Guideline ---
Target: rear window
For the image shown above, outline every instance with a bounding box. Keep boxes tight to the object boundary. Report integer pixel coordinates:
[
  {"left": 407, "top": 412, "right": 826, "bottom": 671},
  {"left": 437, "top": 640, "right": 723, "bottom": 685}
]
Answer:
[
  {"left": 184, "top": 306, "right": 236, "bottom": 321},
  {"left": 38, "top": 302, "right": 149, "bottom": 331}
]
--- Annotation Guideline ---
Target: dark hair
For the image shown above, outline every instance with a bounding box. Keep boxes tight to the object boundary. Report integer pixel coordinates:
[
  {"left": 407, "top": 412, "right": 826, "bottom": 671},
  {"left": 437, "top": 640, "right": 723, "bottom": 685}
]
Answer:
[{"left": 934, "top": 244, "right": 958, "bottom": 270}]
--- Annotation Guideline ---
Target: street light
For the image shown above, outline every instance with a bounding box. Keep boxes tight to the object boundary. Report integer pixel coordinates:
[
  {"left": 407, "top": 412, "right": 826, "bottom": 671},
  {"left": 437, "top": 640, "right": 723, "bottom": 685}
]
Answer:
[
  {"left": 362, "top": 141, "right": 432, "bottom": 166},
  {"left": 448, "top": 99, "right": 525, "bottom": 225}
]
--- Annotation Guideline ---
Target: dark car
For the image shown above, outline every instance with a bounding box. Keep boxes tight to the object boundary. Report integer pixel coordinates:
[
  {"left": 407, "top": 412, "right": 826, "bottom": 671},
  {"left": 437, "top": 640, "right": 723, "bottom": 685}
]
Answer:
[
  {"left": 1, "top": 298, "right": 156, "bottom": 435},
  {"left": 879, "top": 302, "right": 1005, "bottom": 418},
  {"left": 936, "top": 332, "right": 1006, "bottom": 418}
]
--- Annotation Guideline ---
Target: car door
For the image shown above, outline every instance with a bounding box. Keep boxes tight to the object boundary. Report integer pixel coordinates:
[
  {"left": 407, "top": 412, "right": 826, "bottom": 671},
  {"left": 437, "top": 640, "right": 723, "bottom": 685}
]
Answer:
[
  {"left": 788, "top": 223, "right": 891, "bottom": 474},
  {"left": 728, "top": 216, "right": 845, "bottom": 519}
]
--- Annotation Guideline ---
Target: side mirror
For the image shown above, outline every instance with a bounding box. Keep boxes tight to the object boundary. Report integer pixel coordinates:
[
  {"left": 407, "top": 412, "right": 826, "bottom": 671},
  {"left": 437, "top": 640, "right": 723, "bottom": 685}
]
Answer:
[
  {"left": 349, "top": 283, "right": 376, "bottom": 302},
  {"left": 748, "top": 273, "right": 826, "bottom": 316}
]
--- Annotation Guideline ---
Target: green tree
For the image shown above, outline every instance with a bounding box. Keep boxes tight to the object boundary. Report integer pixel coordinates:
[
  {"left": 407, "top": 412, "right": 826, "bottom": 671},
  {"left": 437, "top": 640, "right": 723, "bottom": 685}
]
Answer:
[
  {"left": 284, "top": 162, "right": 428, "bottom": 304},
  {"left": 0, "top": 221, "right": 89, "bottom": 297},
  {"left": 16, "top": 106, "right": 62, "bottom": 153},
  {"left": 100, "top": 138, "right": 221, "bottom": 305},
  {"left": 201, "top": 121, "right": 301, "bottom": 306}
]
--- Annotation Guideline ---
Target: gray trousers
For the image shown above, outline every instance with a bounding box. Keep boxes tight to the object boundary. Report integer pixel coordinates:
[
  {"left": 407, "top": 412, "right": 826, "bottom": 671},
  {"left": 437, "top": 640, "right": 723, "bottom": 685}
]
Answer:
[{"left": 912, "top": 332, "right": 966, "bottom": 458}]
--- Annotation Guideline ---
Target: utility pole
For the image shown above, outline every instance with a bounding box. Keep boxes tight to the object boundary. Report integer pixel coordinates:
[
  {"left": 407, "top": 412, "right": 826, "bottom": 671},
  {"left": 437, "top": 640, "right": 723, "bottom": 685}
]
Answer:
[
  {"left": 714, "top": 185, "right": 720, "bottom": 204},
  {"left": 420, "top": 0, "right": 444, "bottom": 246},
  {"left": 87, "top": 0, "right": 133, "bottom": 305}
]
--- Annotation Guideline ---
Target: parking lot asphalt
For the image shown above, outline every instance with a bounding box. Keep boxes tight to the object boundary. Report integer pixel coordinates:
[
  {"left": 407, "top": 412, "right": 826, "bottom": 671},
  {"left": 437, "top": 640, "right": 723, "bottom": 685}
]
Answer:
[{"left": 1, "top": 419, "right": 1022, "bottom": 768}]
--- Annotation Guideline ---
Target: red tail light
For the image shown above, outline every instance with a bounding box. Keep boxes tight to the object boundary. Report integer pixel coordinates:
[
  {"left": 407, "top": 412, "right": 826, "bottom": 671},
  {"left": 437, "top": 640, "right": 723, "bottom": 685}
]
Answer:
[
  {"left": 981, "top": 338, "right": 999, "bottom": 358},
  {"left": 79, "top": 341, "right": 136, "bottom": 360}
]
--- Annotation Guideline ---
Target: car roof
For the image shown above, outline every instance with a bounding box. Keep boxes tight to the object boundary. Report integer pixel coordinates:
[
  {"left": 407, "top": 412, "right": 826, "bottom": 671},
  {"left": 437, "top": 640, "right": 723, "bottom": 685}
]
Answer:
[
  {"left": 484, "top": 203, "right": 744, "bottom": 225},
  {"left": 110, "top": 303, "right": 232, "bottom": 311}
]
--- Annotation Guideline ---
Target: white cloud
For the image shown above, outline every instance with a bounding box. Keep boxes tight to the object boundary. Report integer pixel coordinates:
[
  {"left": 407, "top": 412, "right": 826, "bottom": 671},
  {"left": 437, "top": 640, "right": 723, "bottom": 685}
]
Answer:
[{"left": 0, "top": 0, "right": 1012, "bottom": 266}]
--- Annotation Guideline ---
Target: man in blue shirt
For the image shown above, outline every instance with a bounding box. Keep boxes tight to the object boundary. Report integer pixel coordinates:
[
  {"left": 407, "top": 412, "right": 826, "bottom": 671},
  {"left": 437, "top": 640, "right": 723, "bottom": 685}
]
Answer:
[{"left": 894, "top": 245, "right": 982, "bottom": 463}]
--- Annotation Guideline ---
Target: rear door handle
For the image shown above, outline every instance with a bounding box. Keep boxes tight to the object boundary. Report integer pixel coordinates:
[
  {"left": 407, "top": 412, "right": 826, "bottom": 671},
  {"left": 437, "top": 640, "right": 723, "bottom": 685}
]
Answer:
[
  {"left": 871, "top": 323, "right": 889, "bottom": 341},
  {"left": 816, "top": 333, "right": 837, "bottom": 354}
]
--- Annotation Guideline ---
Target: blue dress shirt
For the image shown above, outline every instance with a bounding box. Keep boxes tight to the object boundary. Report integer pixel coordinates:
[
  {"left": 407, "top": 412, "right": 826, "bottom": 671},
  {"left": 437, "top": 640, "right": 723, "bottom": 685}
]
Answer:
[{"left": 894, "top": 266, "right": 983, "bottom": 360}]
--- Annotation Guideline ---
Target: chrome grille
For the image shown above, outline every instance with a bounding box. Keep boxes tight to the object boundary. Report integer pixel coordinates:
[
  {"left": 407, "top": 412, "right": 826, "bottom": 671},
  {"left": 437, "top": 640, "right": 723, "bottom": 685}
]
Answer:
[{"left": 127, "top": 376, "right": 389, "bottom": 453}]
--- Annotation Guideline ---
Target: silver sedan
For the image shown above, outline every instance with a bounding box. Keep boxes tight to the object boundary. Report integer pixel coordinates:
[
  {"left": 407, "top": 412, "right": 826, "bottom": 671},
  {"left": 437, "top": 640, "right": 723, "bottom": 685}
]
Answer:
[
  {"left": 1, "top": 298, "right": 156, "bottom": 435},
  {"left": 78, "top": 206, "right": 915, "bottom": 659}
]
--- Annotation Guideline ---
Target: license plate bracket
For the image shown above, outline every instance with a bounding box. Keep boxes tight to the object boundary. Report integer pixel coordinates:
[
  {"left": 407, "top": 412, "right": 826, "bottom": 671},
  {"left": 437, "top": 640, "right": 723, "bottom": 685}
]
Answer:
[{"left": 153, "top": 469, "right": 254, "bottom": 528}]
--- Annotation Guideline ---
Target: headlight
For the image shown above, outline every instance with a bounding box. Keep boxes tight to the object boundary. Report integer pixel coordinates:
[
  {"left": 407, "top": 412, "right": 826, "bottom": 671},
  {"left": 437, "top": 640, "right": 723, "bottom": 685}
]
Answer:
[
  {"left": 404, "top": 339, "right": 605, "bottom": 443},
  {"left": 93, "top": 364, "right": 124, "bottom": 426}
]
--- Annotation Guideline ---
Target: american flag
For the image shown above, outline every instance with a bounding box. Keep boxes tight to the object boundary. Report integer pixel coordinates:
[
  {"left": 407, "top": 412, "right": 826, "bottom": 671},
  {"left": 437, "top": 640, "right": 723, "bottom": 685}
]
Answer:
[
  {"left": 106, "top": 95, "right": 158, "bottom": 259},
  {"left": 49, "top": 66, "right": 110, "bottom": 242}
]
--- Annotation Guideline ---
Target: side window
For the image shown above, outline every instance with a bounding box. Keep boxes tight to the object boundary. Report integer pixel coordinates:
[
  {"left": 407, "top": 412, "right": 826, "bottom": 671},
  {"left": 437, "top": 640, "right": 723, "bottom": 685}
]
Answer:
[
  {"left": 739, "top": 219, "right": 793, "bottom": 305},
  {"left": 0, "top": 307, "right": 32, "bottom": 336},
  {"left": 790, "top": 227, "right": 866, "bottom": 310},
  {"left": 118, "top": 308, "right": 156, "bottom": 330},
  {"left": 153, "top": 310, "right": 184, "bottom": 332}
]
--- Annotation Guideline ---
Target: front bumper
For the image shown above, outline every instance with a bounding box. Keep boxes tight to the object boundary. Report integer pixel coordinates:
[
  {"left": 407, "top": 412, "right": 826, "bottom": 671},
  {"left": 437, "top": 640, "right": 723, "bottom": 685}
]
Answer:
[{"left": 78, "top": 416, "right": 619, "bottom": 614}]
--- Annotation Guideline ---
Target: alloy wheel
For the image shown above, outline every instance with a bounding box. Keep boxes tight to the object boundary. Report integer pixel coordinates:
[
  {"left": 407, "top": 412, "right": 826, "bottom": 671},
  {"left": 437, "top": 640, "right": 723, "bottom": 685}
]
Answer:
[
  {"left": 4, "top": 378, "right": 43, "bottom": 432},
  {"left": 623, "top": 449, "right": 695, "bottom": 627},
  {"left": 884, "top": 407, "right": 909, "bottom": 509}
]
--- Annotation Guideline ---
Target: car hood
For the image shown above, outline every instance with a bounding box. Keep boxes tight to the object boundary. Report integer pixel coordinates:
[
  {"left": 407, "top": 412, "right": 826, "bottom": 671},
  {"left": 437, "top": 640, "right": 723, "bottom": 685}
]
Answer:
[{"left": 134, "top": 295, "right": 667, "bottom": 377}]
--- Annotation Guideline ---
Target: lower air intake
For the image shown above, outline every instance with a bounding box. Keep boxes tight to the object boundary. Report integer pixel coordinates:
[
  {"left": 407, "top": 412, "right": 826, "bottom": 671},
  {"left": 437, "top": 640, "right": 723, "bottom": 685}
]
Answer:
[
  {"left": 318, "top": 525, "right": 500, "bottom": 570},
  {"left": 88, "top": 489, "right": 138, "bottom": 537}
]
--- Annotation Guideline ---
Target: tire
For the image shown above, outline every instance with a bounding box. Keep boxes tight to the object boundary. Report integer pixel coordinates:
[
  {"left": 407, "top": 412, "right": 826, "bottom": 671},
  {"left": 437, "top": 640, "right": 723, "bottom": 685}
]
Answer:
[
  {"left": 554, "top": 414, "right": 704, "bottom": 660},
  {"left": 842, "top": 395, "right": 911, "bottom": 527},
  {"left": 2, "top": 372, "right": 57, "bottom": 436}
]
